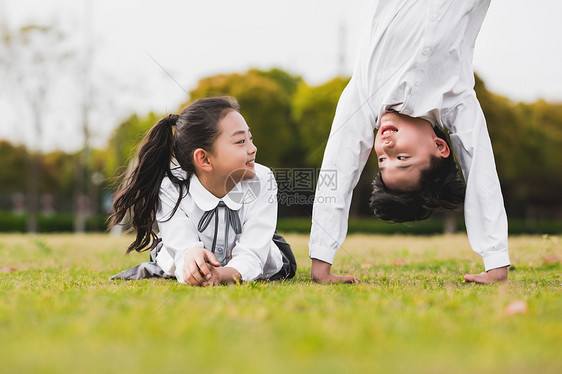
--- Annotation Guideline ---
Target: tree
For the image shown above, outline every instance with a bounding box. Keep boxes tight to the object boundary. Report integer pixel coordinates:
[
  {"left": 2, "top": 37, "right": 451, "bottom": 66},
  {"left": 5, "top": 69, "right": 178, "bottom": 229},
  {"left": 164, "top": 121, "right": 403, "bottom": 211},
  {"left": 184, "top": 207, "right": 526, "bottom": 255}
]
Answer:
[
  {"left": 105, "top": 112, "right": 162, "bottom": 180},
  {"left": 292, "top": 77, "right": 350, "bottom": 167},
  {"left": 0, "top": 141, "right": 28, "bottom": 209},
  {"left": 186, "top": 70, "right": 296, "bottom": 168},
  {"left": 252, "top": 68, "right": 303, "bottom": 97},
  {"left": 475, "top": 74, "right": 562, "bottom": 218},
  {"left": 0, "top": 24, "right": 72, "bottom": 231},
  {"left": 514, "top": 100, "right": 562, "bottom": 215}
]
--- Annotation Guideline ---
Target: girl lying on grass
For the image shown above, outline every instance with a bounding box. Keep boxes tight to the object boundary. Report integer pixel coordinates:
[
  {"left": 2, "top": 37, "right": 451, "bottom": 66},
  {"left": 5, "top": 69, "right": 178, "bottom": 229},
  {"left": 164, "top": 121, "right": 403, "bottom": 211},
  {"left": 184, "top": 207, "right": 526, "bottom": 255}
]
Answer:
[{"left": 109, "top": 97, "right": 296, "bottom": 286}]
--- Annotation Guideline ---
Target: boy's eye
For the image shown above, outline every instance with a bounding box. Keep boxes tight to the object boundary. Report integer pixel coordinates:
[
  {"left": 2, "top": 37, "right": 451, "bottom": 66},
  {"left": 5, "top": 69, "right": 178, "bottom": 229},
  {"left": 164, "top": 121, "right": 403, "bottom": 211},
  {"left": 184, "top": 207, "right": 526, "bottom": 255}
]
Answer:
[
  {"left": 378, "top": 157, "right": 385, "bottom": 162},
  {"left": 397, "top": 156, "right": 409, "bottom": 160}
]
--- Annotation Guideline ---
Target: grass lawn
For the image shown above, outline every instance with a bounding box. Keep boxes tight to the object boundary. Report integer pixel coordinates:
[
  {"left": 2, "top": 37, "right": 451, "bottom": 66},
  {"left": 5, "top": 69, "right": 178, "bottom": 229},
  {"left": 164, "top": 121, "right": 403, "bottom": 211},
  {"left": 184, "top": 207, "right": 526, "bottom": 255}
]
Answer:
[{"left": 0, "top": 233, "right": 560, "bottom": 373}]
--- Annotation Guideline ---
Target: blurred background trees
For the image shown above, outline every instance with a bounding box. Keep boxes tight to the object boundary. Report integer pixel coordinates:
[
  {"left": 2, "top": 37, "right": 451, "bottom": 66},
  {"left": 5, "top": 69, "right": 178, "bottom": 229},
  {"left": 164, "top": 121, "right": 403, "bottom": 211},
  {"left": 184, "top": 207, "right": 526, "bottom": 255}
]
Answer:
[
  {"left": 475, "top": 75, "right": 562, "bottom": 219},
  {"left": 1, "top": 63, "right": 561, "bottom": 231},
  {"left": 186, "top": 69, "right": 299, "bottom": 169},
  {"left": 0, "top": 24, "right": 73, "bottom": 232}
]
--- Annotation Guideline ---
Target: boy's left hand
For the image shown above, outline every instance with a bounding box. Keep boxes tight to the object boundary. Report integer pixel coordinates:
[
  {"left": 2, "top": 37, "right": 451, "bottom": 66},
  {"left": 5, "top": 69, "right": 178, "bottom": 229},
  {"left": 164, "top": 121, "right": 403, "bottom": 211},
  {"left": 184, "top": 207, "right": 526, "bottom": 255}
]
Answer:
[{"left": 464, "top": 265, "right": 509, "bottom": 284}]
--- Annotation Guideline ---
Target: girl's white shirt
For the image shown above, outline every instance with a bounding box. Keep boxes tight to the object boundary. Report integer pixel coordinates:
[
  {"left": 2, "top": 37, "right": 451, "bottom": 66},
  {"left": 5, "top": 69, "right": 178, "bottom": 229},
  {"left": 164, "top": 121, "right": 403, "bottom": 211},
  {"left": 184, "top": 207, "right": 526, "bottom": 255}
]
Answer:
[
  {"left": 309, "top": 0, "right": 510, "bottom": 271},
  {"left": 155, "top": 162, "right": 283, "bottom": 283}
]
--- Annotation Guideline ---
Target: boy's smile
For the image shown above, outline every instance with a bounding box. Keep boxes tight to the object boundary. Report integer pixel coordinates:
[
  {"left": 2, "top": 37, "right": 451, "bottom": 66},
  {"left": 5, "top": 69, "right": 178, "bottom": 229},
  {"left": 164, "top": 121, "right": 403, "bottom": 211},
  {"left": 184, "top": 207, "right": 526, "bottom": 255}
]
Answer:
[
  {"left": 379, "top": 124, "right": 398, "bottom": 137},
  {"left": 374, "top": 112, "right": 450, "bottom": 191}
]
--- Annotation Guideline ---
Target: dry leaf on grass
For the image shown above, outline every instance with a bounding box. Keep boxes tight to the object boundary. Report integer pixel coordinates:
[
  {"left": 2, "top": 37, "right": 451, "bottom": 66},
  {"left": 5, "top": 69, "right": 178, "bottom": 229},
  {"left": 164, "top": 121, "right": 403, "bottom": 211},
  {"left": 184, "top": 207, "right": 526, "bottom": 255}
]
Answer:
[
  {"left": 543, "top": 254, "right": 561, "bottom": 264},
  {"left": 502, "top": 300, "right": 528, "bottom": 316},
  {"left": 393, "top": 258, "right": 407, "bottom": 266}
]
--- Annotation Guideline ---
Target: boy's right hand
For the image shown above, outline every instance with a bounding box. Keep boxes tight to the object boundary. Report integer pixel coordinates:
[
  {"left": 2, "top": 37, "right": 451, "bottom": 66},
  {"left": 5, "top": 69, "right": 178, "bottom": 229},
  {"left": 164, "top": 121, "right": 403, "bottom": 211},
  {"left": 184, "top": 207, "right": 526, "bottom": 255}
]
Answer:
[
  {"left": 311, "top": 258, "right": 360, "bottom": 284},
  {"left": 182, "top": 247, "right": 221, "bottom": 286}
]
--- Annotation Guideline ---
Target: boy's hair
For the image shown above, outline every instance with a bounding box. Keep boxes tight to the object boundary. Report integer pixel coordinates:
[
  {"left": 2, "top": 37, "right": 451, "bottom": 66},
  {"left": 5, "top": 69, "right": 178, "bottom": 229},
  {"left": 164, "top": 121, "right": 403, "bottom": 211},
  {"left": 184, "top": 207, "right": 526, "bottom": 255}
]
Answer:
[
  {"left": 109, "top": 96, "right": 240, "bottom": 253},
  {"left": 369, "top": 126, "right": 465, "bottom": 223}
]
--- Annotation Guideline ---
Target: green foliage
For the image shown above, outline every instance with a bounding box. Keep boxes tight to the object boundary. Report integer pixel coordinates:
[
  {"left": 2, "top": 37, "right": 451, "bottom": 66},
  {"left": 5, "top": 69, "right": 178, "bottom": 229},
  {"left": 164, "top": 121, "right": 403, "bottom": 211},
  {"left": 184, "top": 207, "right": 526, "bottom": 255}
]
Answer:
[
  {"left": 40, "top": 150, "right": 77, "bottom": 197},
  {"left": 0, "top": 142, "right": 78, "bottom": 209},
  {"left": 276, "top": 217, "right": 561, "bottom": 235},
  {"left": 1, "top": 69, "right": 561, "bottom": 219},
  {"left": 105, "top": 112, "right": 161, "bottom": 179},
  {"left": 0, "top": 212, "right": 108, "bottom": 232},
  {"left": 0, "top": 233, "right": 560, "bottom": 373},
  {"left": 514, "top": 100, "right": 562, "bottom": 205},
  {"left": 475, "top": 74, "right": 562, "bottom": 215},
  {"left": 1, "top": 210, "right": 557, "bottom": 235},
  {"left": 186, "top": 69, "right": 298, "bottom": 168},
  {"left": 292, "top": 77, "right": 350, "bottom": 167},
  {"left": 0, "top": 141, "right": 28, "bottom": 194},
  {"left": 252, "top": 67, "right": 303, "bottom": 97}
]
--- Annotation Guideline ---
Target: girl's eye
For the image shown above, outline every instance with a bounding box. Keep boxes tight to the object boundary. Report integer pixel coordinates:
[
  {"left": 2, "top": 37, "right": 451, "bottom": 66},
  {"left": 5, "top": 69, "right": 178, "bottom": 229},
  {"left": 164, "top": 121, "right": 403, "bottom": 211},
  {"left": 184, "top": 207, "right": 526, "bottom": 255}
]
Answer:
[
  {"left": 378, "top": 157, "right": 385, "bottom": 162},
  {"left": 236, "top": 139, "right": 245, "bottom": 144},
  {"left": 397, "top": 156, "right": 408, "bottom": 160}
]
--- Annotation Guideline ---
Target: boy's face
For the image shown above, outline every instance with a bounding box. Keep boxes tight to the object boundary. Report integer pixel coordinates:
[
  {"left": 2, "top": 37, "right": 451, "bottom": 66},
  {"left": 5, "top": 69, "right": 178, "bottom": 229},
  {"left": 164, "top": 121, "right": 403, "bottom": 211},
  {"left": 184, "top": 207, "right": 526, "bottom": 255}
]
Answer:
[{"left": 374, "top": 112, "right": 450, "bottom": 191}]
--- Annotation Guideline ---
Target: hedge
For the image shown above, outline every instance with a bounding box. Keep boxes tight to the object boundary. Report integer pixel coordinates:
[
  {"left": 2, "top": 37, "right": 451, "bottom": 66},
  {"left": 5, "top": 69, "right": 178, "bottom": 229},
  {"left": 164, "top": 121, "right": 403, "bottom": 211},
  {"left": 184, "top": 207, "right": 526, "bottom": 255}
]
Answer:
[{"left": 0, "top": 212, "right": 560, "bottom": 235}]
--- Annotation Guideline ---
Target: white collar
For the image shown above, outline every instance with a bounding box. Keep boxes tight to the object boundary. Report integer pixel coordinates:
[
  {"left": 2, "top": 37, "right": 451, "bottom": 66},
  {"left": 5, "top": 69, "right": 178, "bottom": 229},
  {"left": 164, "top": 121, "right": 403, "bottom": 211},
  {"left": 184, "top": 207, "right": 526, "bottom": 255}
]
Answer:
[{"left": 189, "top": 173, "right": 243, "bottom": 212}]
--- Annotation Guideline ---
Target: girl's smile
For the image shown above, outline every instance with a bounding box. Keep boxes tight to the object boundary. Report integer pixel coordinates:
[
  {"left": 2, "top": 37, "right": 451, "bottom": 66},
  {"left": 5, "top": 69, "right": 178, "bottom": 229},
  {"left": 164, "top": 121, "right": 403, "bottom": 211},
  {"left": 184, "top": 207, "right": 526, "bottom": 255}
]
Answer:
[{"left": 201, "top": 110, "right": 258, "bottom": 196}]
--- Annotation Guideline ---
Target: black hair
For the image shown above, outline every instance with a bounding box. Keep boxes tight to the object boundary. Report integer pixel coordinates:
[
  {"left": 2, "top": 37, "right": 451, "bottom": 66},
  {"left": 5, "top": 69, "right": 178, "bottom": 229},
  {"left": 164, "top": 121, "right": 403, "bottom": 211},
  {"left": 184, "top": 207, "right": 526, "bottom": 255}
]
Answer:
[
  {"left": 369, "top": 126, "right": 465, "bottom": 223},
  {"left": 109, "top": 96, "right": 240, "bottom": 253}
]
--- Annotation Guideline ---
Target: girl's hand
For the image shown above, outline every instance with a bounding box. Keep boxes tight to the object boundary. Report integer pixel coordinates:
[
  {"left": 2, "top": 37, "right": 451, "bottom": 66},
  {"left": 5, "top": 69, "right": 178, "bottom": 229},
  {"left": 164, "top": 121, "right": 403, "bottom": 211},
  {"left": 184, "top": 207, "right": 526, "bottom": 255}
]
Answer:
[
  {"left": 203, "top": 266, "right": 242, "bottom": 286},
  {"left": 311, "top": 258, "right": 360, "bottom": 284},
  {"left": 182, "top": 247, "right": 221, "bottom": 286}
]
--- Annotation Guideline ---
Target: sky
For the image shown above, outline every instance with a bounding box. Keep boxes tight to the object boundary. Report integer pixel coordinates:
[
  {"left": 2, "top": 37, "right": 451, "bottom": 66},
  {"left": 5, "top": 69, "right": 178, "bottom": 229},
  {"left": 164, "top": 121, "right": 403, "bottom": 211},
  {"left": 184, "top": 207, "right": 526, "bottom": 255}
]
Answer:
[{"left": 1, "top": 0, "right": 561, "bottom": 152}]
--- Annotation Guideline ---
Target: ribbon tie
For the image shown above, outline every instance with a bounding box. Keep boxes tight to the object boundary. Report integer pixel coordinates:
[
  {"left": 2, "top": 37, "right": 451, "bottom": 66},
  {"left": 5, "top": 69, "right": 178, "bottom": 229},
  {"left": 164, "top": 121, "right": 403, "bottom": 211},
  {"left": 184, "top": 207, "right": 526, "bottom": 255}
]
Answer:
[{"left": 197, "top": 201, "right": 242, "bottom": 264}]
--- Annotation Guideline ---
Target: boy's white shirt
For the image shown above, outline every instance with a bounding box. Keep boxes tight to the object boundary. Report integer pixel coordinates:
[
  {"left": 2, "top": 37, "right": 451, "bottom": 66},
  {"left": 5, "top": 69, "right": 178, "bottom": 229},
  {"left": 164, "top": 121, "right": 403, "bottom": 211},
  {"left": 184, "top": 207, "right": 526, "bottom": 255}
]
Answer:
[
  {"left": 309, "top": 0, "right": 510, "bottom": 271},
  {"left": 155, "top": 163, "right": 283, "bottom": 282}
]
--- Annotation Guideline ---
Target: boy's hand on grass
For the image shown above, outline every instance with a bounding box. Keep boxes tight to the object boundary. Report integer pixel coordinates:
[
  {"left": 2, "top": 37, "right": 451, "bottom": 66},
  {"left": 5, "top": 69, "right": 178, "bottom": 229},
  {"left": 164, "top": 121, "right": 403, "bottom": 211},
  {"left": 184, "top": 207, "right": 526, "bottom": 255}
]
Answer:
[
  {"left": 182, "top": 247, "right": 221, "bottom": 286},
  {"left": 311, "top": 258, "right": 360, "bottom": 284},
  {"left": 464, "top": 265, "right": 509, "bottom": 284}
]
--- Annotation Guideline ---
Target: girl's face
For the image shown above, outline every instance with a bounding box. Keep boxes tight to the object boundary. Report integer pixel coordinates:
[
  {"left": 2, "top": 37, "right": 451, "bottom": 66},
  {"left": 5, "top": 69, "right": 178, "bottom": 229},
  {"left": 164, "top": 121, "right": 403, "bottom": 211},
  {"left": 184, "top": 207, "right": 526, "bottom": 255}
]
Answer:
[{"left": 207, "top": 110, "right": 257, "bottom": 187}]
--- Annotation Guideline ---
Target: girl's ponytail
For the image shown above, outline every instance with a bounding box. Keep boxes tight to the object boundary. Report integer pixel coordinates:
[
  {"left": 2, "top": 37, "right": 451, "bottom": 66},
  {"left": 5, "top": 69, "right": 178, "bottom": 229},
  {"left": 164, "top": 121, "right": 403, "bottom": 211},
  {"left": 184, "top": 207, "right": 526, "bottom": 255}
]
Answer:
[{"left": 109, "top": 114, "right": 177, "bottom": 253}]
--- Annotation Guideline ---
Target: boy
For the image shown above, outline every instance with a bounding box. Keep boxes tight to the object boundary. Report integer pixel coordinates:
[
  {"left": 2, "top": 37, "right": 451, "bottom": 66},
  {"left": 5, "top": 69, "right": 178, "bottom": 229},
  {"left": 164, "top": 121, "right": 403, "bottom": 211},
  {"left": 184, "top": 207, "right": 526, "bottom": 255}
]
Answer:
[{"left": 309, "top": 0, "right": 510, "bottom": 283}]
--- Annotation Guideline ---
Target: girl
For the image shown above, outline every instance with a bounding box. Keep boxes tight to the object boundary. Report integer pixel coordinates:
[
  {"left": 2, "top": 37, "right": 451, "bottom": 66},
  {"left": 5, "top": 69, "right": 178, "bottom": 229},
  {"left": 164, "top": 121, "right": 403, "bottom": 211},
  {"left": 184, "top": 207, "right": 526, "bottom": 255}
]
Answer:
[{"left": 109, "top": 97, "right": 296, "bottom": 286}]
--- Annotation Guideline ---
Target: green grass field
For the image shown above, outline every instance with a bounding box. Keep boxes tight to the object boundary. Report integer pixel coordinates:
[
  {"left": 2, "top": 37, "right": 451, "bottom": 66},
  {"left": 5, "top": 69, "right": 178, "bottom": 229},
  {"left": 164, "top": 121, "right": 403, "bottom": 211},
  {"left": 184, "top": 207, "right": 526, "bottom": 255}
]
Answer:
[{"left": 1, "top": 233, "right": 560, "bottom": 373}]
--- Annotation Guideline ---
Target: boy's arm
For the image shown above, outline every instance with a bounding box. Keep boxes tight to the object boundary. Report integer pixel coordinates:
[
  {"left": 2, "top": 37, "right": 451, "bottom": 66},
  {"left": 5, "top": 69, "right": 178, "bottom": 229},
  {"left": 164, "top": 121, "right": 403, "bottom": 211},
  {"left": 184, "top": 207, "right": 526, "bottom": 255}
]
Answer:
[
  {"left": 446, "top": 93, "right": 510, "bottom": 281},
  {"left": 309, "top": 78, "right": 375, "bottom": 283}
]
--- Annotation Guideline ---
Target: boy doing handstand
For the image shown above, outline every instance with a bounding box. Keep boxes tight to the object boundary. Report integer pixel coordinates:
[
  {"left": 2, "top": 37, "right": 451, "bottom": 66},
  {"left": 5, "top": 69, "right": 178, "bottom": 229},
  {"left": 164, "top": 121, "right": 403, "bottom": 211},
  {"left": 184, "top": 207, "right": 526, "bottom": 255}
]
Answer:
[{"left": 310, "top": 0, "right": 510, "bottom": 283}]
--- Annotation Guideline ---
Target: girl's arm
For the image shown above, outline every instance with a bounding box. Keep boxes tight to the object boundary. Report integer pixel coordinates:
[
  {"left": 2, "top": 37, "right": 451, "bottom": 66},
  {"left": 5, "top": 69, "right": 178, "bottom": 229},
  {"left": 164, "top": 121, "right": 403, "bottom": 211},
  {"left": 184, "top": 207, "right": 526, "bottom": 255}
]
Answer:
[
  {"left": 157, "top": 177, "right": 214, "bottom": 285},
  {"left": 181, "top": 246, "right": 221, "bottom": 286},
  {"left": 205, "top": 266, "right": 242, "bottom": 286},
  {"left": 224, "top": 167, "right": 278, "bottom": 282}
]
